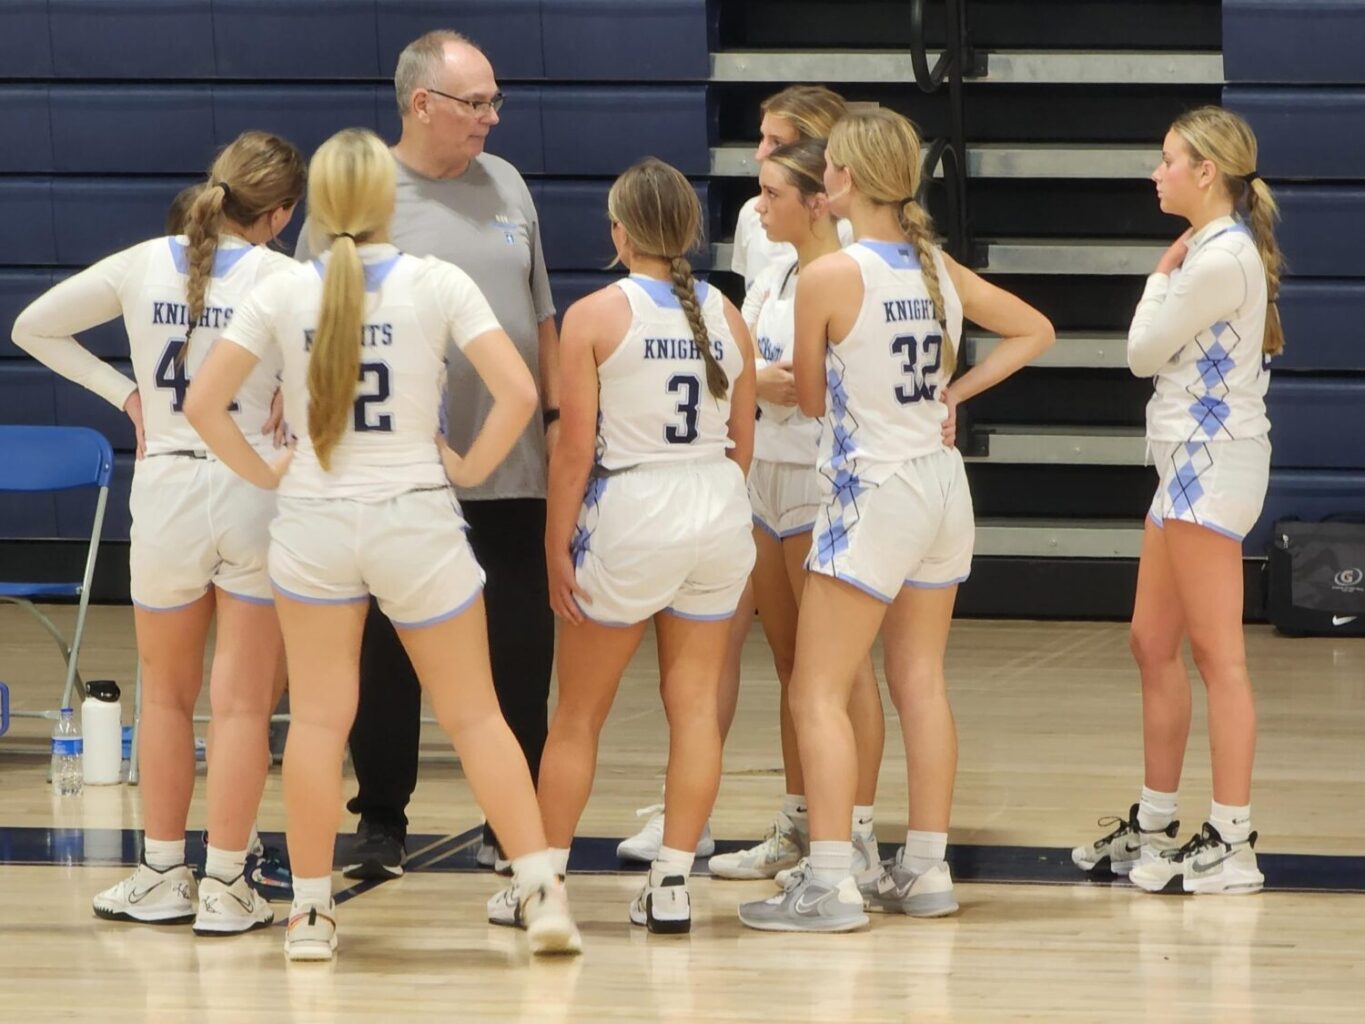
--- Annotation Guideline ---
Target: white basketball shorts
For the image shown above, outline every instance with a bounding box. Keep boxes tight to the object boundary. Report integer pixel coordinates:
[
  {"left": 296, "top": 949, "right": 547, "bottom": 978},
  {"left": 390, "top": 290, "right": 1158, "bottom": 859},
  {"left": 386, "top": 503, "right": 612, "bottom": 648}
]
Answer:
[
  {"left": 269, "top": 487, "right": 485, "bottom": 628},
  {"left": 1148, "top": 436, "right": 1270, "bottom": 541},
  {"left": 749, "top": 458, "right": 822, "bottom": 540},
  {"left": 571, "top": 457, "right": 756, "bottom": 626},
  {"left": 128, "top": 453, "right": 275, "bottom": 610},
  {"left": 807, "top": 446, "right": 974, "bottom": 602}
]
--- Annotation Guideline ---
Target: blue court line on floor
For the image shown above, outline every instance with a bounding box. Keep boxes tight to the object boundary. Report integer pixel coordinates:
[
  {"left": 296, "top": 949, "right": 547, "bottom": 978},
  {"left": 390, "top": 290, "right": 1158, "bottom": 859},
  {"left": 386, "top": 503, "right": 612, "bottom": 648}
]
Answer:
[{"left": 4, "top": 827, "right": 1361, "bottom": 894}]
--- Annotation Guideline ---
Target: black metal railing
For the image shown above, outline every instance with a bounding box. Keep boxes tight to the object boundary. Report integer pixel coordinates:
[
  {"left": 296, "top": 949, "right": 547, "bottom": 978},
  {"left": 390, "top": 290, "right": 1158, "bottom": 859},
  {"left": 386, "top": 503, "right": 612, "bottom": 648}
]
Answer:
[{"left": 909, "top": 0, "right": 980, "bottom": 266}]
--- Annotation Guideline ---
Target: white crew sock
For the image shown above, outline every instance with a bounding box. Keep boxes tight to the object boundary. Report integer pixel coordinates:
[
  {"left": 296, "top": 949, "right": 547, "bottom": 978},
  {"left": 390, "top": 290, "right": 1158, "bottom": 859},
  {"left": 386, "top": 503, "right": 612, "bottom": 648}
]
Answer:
[
  {"left": 143, "top": 837, "right": 185, "bottom": 871},
  {"left": 903, "top": 830, "right": 947, "bottom": 874},
  {"left": 1210, "top": 801, "right": 1252, "bottom": 844},
  {"left": 808, "top": 840, "right": 852, "bottom": 885},
  {"left": 292, "top": 875, "right": 332, "bottom": 908},
  {"left": 651, "top": 845, "right": 694, "bottom": 886},
  {"left": 511, "top": 849, "right": 557, "bottom": 893},
  {"left": 204, "top": 844, "right": 247, "bottom": 883},
  {"left": 1138, "top": 785, "right": 1178, "bottom": 831}
]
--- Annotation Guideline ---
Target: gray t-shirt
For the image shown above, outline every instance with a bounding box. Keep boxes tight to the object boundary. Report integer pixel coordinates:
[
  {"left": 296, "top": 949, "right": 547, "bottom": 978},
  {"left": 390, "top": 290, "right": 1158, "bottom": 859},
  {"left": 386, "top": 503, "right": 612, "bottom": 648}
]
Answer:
[{"left": 296, "top": 153, "right": 555, "bottom": 500}]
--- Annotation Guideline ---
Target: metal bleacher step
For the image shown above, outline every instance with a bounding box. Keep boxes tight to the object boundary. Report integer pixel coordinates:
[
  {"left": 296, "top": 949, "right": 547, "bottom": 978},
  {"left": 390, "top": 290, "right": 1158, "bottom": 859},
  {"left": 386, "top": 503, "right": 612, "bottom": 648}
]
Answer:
[
  {"left": 710, "top": 49, "right": 1222, "bottom": 85},
  {"left": 712, "top": 239, "right": 1164, "bottom": 275},
  {"left": 980, "top": 239, "right": 1166, "bottom": 276},
  {"left": 975, "top": 518, "right": 1145, "bottom": 558},
  {"left": 711, "top": 143, "right": 1156, "bottom": 180},
  {"left": 965, "top": 424, "right": 1147, "bottom": 465},
  {"left": 966, "top": 331, "right": 1128, "bottom": 370}
]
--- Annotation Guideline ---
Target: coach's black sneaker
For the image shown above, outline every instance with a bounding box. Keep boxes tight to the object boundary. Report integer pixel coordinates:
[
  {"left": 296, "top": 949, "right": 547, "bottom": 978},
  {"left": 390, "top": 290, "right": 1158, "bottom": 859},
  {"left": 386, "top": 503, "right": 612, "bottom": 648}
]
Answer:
[{"left": 341, "top": 820, "right": 406, "bottom": 880}]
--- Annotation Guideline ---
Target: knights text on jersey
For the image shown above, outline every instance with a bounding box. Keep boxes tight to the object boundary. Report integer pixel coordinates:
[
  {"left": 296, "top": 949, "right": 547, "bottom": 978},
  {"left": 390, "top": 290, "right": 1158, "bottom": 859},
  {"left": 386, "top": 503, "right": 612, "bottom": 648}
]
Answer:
[
  {"left": 593, "top": 275, "right": 744, "bottom": 472},
  {"left": 221, "top": 244, "right": 501, "bottom": 500},
  {"left": 815, "top": 241, "right": 963, "bottom": 494}
]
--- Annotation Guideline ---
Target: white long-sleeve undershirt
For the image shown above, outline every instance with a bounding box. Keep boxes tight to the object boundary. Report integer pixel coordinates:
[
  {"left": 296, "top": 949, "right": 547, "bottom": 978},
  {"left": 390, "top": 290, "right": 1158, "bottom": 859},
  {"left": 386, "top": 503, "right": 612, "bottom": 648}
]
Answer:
[
  {"left": 11, "top": 247, "right": 139, "bottom": 410},
  {"left": 1127, "top": 247, "right": 1248, "bottom": 379}
]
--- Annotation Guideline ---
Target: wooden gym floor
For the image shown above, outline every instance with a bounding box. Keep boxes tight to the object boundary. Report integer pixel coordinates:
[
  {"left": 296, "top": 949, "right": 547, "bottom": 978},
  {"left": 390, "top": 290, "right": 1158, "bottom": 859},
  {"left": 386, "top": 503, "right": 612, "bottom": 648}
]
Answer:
[{"left": 1, "top": 604, "right": 1361, "bottom": 1021}]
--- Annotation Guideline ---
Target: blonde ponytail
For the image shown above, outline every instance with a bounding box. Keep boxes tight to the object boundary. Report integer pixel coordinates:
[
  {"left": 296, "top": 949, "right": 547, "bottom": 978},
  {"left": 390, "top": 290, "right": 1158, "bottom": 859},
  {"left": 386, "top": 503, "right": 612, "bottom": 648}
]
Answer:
[
  {"left": 1244, "top": 177, "right": 1285, "bottom": 356},
  {"left": 669, "top": 256, "right": 728, "bottom": 399},
  {"left": 307, "top": 236, "right": 366, "bottom": 470},
  {"left": 1171, "top": 106, "right": 1286, "bottom": 356},
  {"left": 181, "top": 184, "right": 228, "bottom": 361},
  {"left": 179, "top": 132, "right": 306, "bottom": 364},
  {"left": 897, "top": 199, "right": 956, "bottom": 378},
  {"left": 303, "top": 129, "right": 398, "bottom": 470}
]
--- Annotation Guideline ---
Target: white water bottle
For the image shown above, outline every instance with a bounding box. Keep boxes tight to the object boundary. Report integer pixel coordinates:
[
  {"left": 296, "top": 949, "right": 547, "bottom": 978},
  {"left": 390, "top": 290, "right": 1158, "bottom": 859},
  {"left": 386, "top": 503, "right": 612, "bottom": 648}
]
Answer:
[{"left": 81, "top": 680, "right": 123, "bottom": 786}]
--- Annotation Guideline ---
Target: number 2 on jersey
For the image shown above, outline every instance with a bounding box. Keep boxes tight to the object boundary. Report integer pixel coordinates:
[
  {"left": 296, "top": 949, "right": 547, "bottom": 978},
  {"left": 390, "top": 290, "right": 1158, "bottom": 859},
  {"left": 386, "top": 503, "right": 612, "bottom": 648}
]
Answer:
[
  {"left": 890, "top": 332, "right": 943, "bottom": 404},
  {"left": 354, "top": 362, "right": 393, "bottom": 432},
  {"left": 154, "top": 339, "right": 237, "bottom": 413},
  {"left": 664, "top": 372, "right": 701, "bottom": 444}
]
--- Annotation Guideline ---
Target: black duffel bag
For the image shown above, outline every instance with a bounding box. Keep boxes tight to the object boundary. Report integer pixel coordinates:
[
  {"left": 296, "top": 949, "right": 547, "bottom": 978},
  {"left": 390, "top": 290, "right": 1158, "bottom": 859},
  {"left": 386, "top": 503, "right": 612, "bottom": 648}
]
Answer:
[{"left": 1267, "top": 518, "right": 1365, "bottom": 637}]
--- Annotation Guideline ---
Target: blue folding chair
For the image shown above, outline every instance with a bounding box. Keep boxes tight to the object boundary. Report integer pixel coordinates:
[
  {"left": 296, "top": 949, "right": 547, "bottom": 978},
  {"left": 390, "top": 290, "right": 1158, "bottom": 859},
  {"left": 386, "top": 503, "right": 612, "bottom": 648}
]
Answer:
[{"left": 0, "top": 425, "right": 114, "bottom": 718}]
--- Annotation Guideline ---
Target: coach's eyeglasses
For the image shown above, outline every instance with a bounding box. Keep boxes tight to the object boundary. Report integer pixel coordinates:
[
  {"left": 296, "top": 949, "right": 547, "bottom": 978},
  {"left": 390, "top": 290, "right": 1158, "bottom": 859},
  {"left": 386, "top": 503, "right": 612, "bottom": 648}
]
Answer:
[{"left": 427, "top": 88, "right": 505, "bottom": 117}]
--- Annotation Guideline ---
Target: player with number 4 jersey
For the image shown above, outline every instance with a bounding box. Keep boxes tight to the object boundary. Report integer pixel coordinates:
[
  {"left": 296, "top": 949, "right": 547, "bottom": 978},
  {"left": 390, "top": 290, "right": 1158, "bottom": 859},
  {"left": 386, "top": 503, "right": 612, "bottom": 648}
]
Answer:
[{"left": 12, "top": 131, "right": 307, "bottom": 937}]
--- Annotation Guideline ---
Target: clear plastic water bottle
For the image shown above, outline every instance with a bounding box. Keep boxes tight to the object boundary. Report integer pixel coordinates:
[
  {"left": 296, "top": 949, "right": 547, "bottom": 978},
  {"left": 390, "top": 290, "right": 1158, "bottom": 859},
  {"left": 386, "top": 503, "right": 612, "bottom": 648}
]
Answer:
[{"left": 51, "top": 707, "right": 83, "bottom": 797}]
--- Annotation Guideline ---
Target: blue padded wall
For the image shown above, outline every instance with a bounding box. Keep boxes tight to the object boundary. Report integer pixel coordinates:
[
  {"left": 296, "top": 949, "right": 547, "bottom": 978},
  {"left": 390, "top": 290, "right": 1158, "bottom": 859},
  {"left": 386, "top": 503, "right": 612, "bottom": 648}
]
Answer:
[
  {"left": 1, "top": 2, "right": 720, "bottom": 543},
  {"left": 1224, "top": 1, "right": 1365, "bottom": 85},
  {"left": 1225, "top": 6, "right": 1365, "bottom": 540}
]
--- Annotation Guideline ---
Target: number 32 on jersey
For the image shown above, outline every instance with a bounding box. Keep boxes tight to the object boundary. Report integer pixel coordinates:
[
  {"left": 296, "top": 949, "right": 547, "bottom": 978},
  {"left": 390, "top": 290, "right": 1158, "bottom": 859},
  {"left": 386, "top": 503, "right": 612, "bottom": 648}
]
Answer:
[{"left": 890, "top": 331, "right": 942, "bottom": 404}]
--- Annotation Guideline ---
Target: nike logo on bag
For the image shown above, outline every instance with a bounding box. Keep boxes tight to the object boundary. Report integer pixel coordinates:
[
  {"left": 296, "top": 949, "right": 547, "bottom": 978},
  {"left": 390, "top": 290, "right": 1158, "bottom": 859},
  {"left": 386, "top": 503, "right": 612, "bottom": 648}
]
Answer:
[
  {"left": 127, "top": 882, "right": 163, "bottom": 903},
  {"left": 1332, "top": 615, "right": 1357, "bottom": 626}
]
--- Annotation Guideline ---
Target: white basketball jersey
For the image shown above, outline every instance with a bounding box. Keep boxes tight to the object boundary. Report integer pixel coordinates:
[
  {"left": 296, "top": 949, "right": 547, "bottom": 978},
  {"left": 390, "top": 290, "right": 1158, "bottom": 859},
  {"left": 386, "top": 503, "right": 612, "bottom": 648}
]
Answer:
[
  {"left": 817, "top": 241, "right": 963, "bottom": 488},
  {"left": 221, "top": 244, "right": 501, "bottom": 500},
  {"left": 1144, "top": 218, "right": 1271, "bottom": 443},
  {"left": 594, "top": 275, "right": 744, "bottom": 471},
  {"left": 752, "top": 260, "right": 820, "bottom": 465},
  {"left": 120, "top": 236, "right": 290, "bottom": 455}
]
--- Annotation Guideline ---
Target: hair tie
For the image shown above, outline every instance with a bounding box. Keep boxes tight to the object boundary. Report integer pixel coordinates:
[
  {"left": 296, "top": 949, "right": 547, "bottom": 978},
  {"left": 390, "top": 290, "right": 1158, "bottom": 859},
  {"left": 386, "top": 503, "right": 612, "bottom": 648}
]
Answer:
[
  {"left": 1242, "top": 171, "right": 1261, "bottom": 185},
  {"left": 215, "top": 180, "right": 232, "bottom": 201},
  {"left": 335, "top": 232, "right": 356, "bottom": 241}
]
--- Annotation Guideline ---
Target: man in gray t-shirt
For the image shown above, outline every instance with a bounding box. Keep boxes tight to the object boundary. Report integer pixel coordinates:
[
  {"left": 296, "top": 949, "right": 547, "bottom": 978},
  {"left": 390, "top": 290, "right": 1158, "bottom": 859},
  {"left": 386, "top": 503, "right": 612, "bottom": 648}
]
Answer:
[{"left": 297, "top": 30, "right": 560, "bottom": 877}]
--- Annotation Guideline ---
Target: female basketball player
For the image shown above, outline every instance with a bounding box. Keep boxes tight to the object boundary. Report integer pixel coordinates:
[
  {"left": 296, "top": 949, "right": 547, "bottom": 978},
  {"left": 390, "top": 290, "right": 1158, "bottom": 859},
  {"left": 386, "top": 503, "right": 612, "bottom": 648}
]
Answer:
[
  {"left": 184, "top": 128, "right": 581, "bottom": 960},
  {"left": 1073, "top": 107, "right": 1279, "bottom": 895},
  {"left": 12, "top": 132, "right": 305, "bottom": 935},
  {"left": 501, "top": 157, "right": 755, "bottom": 934},
  {"left": 739, "top": 109, "right": 1055, "bottom": 932},
  {"left": 708, "top": 139, "right": 884, "bottom": 884},
  {"left": 617, "top": 84, "right": 858, "bottom": 870}
]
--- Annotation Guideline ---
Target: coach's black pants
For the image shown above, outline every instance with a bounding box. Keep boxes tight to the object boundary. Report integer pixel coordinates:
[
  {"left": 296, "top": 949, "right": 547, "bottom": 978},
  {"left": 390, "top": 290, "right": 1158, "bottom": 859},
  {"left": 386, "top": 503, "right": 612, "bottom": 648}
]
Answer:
[{"left": 346, "top": 498, "right": 554, "bottom": 843}]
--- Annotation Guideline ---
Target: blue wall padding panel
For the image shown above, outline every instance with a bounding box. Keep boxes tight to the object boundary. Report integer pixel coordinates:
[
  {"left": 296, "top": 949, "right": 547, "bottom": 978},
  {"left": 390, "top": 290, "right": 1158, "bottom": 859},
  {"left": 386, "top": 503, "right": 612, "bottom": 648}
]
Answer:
[
  {"left": 1224, "top": 0, "right": 1365, "bottom": 85},
  {"left": 49, "top": 0, "right": 217, "bottom": 78},
  {"left": 541, "top": 87, "right": 710, "bottom": 176},
  {"left": 1226, "top": 87, "right": 1365, "bottom": 181},
  {"left": 542, "top": 0, "right": 711, "bottom": 80},
  {"left": 1266, "top": 378, "right": 1365, "bottom": 469},
  {"left": 0, "top": 0, "right": 53, "bottom": 77},
  {"left": 375, "top": 0, "right": 544, "bottom": 79},
  {"left": 1275, "top": 187, "right": 1365, "bottom": 278},
  {"left": 0, "top": 89, "right": 54, "bottom": 174},
  {"left": 213, "top": 0, "right": 381, "bottom": 79},
  {"left": 50, "top": 87, "right": 217, "bottom": 176},
  {"left": 1274, "top": 280, "right": 1365, "bottom": 372},
  {"left": 50, "top": 180, "right": 195, "bottom": 267}
]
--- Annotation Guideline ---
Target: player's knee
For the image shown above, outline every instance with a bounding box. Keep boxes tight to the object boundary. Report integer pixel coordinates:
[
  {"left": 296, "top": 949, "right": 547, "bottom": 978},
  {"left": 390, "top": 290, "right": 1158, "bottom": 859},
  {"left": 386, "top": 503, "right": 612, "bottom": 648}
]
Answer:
[{"left": 1129, "top": 621, "right": 1181, "bottom": 668}]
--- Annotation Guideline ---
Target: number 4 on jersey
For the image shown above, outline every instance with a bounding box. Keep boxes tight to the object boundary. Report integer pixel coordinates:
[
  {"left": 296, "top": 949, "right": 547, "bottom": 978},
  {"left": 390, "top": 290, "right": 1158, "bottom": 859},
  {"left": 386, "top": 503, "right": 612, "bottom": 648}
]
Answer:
[{"left": 155, "top": 339, "right": 237, "bottom": 413}]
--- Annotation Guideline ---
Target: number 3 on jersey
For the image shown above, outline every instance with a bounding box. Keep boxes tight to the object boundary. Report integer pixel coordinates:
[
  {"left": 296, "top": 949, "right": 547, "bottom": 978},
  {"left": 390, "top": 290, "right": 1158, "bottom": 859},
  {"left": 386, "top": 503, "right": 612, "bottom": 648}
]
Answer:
[
  {"left": 155, "top": 339, "right": 237, "bottom": 413},
  {"left": 665, "top": 372, "right": 700, "bottom": 444},
  {"left": 890, "top": 332, "right": 943, "bottom": 404}
]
